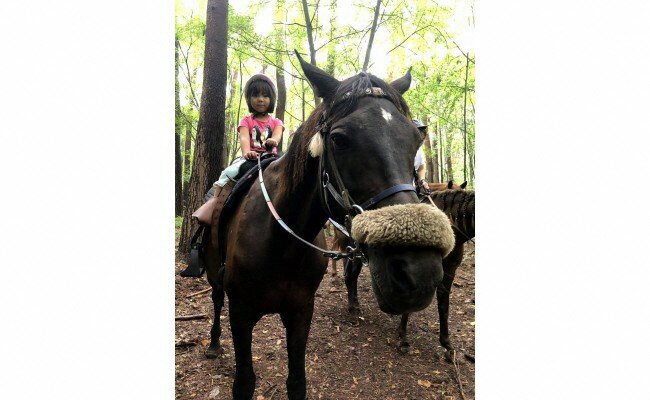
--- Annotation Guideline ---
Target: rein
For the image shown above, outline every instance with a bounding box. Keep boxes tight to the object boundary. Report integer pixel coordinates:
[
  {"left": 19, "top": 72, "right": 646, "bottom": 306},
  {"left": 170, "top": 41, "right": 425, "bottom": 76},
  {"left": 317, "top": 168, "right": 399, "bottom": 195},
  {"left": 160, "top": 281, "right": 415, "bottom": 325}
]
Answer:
[
  {"left": 257, "top": 155, "right": 356, "bottom": 260},
  {"left": 259, "top": 85, "right": 415, "bottom": 261}
]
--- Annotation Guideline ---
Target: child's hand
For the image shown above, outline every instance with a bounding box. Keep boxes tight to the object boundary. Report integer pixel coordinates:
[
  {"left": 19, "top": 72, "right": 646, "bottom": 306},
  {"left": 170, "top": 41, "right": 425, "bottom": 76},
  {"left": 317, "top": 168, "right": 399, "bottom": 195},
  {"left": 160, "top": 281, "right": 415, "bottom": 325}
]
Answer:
[
  {"left": 244, "top": 151, "right": 258, "bottom": 160},
  {"left": 264, "top": 138, "right": 278, "bottom": 148}
]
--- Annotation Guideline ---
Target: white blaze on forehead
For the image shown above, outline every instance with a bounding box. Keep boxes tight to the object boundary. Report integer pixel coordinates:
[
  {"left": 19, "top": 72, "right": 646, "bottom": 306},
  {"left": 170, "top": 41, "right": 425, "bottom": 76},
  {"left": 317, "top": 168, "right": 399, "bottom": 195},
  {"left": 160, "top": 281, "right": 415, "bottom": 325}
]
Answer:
[{"left": 381, "top": 107, "right": 393, "bottom": 122}]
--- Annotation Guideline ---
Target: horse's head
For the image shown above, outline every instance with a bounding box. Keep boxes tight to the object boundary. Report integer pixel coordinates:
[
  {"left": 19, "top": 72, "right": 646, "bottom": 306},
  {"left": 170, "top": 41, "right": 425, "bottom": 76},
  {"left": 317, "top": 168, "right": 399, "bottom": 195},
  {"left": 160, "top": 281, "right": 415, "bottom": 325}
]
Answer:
[{"left": 297, "top": 53, "right": 454, "bottom": 315}]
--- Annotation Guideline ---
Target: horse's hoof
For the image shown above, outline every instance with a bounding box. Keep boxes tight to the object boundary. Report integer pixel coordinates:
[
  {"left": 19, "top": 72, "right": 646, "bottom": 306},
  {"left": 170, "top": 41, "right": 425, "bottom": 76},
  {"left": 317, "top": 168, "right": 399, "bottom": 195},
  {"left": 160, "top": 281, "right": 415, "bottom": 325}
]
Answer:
[
  {"left": 397, "top": 341, "right": 410, "bottom": 354},
  {"left": 443, "top": 348, "right": 457, "bottom": 363},
  {"left": 205, "top": 346, "right": 223, "bottom": 359},
  {"left": 348, "top": 305, "right": 361, "bottom": 317}
]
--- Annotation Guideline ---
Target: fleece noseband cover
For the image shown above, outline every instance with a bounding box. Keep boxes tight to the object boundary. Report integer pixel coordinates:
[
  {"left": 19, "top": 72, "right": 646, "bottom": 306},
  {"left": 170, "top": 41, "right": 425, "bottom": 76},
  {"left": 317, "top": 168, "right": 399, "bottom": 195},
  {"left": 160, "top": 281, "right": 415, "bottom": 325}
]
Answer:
[{"left": 351, "top": 203, "right": 455, "bottom": 257}]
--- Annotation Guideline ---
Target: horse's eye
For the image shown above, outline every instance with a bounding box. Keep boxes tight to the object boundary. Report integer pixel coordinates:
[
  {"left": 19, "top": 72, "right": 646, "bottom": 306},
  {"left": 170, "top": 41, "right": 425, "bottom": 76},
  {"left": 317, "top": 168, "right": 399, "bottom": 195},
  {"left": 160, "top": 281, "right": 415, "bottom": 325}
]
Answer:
[{"left": 330, "top": 134, "right": 349, "bottom": 149}]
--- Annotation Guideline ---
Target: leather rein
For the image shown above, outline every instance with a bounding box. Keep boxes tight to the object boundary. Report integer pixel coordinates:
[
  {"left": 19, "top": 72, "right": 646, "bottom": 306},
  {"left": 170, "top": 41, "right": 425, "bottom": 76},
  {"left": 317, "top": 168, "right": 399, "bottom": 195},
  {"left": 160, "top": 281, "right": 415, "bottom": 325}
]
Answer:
[{"left": 259, "top": 86, "right": 416, "bottom": 261}]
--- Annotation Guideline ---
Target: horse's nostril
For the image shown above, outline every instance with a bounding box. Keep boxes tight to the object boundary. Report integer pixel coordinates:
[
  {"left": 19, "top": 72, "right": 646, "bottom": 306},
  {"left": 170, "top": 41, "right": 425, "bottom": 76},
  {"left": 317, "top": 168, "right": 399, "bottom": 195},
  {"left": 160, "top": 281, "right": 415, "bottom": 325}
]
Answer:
[{"left": 390, "top": 259, "right": 417, "bottom": 293}]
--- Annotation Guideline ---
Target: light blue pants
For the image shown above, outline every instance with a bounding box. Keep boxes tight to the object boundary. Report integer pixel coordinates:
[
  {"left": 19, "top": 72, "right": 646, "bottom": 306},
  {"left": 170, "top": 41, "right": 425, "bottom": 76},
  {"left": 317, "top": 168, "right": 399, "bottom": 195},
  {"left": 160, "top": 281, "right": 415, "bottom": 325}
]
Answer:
[{"left": 214, "top": 157, "right": 247, "bottom": 187}]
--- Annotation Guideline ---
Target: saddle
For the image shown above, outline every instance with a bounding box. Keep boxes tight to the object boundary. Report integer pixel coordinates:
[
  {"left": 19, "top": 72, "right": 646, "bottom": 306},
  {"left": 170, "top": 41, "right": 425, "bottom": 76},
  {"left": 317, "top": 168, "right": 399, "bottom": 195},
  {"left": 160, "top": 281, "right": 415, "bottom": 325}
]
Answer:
[
  {"left": 215, "top": 156, "right": 278, "bottom": 264},
  {"left": 180, "top": 155, "right": 277, "bottom": 277}
]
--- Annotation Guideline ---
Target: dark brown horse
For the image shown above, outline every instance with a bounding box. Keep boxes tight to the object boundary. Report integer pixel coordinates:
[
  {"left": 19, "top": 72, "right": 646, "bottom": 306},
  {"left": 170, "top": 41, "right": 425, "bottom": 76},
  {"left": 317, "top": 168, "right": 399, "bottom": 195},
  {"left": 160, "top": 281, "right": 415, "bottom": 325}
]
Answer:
[
  {"left": 202, "top": 53, "right": 454, "bottom": 400},
  {"left": 343, "top": 189, "right": 474, "bottom": 354}
]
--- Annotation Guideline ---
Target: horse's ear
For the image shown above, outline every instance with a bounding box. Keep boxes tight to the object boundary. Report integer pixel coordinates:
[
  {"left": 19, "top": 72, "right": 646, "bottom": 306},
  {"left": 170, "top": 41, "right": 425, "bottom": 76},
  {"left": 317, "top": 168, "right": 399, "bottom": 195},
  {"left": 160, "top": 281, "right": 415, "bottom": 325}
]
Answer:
[
  {"left": 460, "top": 181, "right": 468, "bottom": 189},
  {"left": 295, "top": 50, "right": 340, "bottom": 102},
  {"left": 390, "top": 67, "right": 412, "bottom": 95},
  {"left": 447, "top": 180, "right": 453, "bottom": 189}
]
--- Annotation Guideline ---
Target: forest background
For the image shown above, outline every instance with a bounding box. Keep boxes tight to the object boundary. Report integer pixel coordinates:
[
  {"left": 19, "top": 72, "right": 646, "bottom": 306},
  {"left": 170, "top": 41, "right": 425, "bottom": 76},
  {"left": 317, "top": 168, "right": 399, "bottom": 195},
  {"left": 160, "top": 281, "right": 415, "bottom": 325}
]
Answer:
[{"left": 175, "top": 0, "right": 475, "bottom": 251}]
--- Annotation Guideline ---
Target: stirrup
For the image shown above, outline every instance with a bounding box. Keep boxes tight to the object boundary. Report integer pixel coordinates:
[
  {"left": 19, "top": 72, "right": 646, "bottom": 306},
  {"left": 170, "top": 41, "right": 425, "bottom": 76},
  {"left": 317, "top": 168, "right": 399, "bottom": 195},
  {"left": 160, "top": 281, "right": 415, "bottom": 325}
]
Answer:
[{"left": 180, "top": 226, "right": 205, "bottom": 277}]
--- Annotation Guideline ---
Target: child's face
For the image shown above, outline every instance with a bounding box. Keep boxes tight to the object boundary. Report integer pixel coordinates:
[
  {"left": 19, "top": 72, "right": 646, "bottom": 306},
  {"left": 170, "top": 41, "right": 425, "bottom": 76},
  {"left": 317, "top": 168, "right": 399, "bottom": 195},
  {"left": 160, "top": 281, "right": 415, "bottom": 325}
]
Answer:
[{"left": 251, "top": 92, "right": 270, "bottom": 113}]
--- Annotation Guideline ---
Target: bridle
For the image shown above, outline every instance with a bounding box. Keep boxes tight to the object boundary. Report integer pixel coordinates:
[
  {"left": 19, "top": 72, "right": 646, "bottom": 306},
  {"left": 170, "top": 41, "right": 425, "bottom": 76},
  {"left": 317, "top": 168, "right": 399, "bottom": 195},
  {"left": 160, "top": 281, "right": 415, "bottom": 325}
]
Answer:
[{"left": 259, "top": 85, "right": 416, "bottom": 261}]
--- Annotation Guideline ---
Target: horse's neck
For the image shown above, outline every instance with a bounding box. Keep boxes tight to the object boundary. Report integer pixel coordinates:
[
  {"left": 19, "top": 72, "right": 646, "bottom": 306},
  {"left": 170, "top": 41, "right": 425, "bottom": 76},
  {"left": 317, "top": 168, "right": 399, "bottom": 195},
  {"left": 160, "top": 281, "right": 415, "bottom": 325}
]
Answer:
[
  {"left": 265, "top": 156, "right": 327, "bottom": 240},
  {"left": 431, "top": 191, "right": 475, "bottom": 241}
]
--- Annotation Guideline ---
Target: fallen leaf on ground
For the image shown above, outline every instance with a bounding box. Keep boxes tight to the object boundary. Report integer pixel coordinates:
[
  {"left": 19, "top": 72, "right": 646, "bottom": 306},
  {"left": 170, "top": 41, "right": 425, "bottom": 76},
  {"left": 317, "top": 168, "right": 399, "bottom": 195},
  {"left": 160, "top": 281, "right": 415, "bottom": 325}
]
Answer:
[
  {"left": 208, "top": 386, "right": 220, "bottom": 398},
  {"left": 417, "top": 379, "right": 432, "bottom": 388}
]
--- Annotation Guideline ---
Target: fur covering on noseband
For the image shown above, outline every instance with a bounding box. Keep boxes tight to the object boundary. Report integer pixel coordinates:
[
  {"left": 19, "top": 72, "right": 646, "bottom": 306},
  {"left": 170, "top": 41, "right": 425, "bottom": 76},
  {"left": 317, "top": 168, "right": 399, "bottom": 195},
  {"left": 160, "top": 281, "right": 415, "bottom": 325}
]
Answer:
[{"left": 351, "top": 203, "right": 455, "bottom": 257}]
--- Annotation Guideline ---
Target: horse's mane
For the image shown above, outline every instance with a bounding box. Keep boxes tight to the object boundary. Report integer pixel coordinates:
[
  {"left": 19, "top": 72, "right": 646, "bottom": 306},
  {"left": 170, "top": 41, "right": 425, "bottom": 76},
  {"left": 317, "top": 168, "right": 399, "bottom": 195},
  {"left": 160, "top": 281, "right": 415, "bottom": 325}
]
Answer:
[
  {"left": 281, "top": 72, "right": 411, "bottom": 193},
  {"left": 429, "top": 189, "right": 475, "bottom": 238}
]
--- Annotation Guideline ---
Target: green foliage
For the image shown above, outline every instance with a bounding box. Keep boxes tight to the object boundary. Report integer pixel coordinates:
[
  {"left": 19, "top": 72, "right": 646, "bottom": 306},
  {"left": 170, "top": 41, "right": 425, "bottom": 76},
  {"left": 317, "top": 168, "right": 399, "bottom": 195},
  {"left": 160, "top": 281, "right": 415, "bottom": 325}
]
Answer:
[{"left": 177, "top": 0, "right": 475, "bottom": 184}]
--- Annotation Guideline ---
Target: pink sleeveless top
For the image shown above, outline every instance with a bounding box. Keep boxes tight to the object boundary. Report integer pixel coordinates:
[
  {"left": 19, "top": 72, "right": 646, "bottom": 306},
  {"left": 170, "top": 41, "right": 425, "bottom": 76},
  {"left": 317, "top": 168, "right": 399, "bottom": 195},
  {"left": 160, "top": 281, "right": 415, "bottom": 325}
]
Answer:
[{"left": 237, "top": 114, "right": 284, "bottom": 154}]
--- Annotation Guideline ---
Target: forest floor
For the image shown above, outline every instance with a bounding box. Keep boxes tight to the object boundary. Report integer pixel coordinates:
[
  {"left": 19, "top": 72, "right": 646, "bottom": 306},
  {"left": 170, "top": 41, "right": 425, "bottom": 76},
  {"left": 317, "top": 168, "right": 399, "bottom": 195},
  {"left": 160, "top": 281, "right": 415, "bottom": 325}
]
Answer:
[{"left": 175, "top": 237, "right": 475, "bottom": 400}]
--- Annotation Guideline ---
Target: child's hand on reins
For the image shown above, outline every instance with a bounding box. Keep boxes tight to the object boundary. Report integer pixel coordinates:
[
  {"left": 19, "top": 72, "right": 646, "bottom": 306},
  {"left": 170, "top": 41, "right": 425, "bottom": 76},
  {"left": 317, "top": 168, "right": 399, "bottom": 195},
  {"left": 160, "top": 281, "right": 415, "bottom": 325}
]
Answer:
[
  {"left": 244, "top": 151, "right": 258, "bottom": 160},
  {"left": 264, "top": 138, "right": 278, "bottom": 148}
]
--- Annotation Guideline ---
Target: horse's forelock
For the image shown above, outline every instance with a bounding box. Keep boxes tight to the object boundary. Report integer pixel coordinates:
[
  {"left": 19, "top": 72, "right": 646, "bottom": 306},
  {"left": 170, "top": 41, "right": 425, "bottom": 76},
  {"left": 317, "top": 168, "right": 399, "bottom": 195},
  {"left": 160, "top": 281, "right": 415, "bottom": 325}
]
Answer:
[{"left": 326, "top": 73, "right": 411, "bottom": 123}]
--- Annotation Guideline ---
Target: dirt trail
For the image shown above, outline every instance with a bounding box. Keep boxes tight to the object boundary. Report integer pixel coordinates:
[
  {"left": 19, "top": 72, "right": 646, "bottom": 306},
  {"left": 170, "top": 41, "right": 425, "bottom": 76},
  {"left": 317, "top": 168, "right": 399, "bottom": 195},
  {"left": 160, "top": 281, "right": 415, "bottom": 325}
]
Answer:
[{"left": 175, "top": 240, "right": 475, "bottom": 400}]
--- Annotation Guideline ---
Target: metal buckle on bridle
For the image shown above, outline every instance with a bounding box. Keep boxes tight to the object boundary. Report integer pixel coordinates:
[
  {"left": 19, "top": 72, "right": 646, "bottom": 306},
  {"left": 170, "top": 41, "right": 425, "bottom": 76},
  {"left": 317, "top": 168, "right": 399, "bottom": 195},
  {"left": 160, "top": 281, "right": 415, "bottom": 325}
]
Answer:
[{"left": 322, "top": 171, "right": 329, "bottom": 188}]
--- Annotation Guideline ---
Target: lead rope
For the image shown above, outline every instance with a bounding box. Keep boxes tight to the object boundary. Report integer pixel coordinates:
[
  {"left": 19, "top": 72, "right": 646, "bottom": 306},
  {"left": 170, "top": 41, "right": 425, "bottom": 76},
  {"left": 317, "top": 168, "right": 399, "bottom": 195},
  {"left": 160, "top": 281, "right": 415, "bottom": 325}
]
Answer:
[{"left": 257, "top": 154, "right": 353, "bottom": 260}]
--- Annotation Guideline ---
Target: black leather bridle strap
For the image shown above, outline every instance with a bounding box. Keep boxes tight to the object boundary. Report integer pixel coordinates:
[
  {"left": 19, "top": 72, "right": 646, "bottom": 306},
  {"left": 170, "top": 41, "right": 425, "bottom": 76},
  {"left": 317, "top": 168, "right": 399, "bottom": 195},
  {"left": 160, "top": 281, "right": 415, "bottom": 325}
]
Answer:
[{"left": 359, "top": 184, "right": 416, "bottom": 210}]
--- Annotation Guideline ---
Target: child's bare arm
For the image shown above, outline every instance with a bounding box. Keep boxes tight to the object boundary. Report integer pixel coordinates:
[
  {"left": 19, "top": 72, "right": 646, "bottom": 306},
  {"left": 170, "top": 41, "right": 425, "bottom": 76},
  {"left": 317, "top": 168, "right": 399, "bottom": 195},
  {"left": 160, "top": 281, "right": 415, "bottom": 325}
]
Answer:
[{"left": 239, "top": 127, "right": 257, "bottom": 159}]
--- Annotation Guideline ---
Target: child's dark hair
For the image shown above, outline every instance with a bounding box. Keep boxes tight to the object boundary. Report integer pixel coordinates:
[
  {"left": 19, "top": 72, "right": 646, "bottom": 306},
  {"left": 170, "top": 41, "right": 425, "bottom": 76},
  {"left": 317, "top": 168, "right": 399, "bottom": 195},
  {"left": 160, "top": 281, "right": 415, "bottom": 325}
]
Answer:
[{"left": 246, "top": 79, "right": 276, "bottom": 114}]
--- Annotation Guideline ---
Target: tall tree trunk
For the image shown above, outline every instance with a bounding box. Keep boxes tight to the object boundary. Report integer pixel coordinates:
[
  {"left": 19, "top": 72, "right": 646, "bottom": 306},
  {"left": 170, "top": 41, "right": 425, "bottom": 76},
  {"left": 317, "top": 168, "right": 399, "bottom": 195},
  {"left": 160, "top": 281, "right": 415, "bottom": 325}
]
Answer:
[
  {"left": 462, "top": 53, "right": 469, "bottom": 182},
  {"left": 445, "top": 129, "right": 453, "bottom": 182},
  {"left": 230, "top": 58, "right": 244, "bottom": 164},
  {"left": 430, "top": 122, "right": 440, "bottom": 182},
  {"left": 362, "top": 0, "right": 382, "bottom": 72},
  {"left": 421, "top": 116, "right": 434, "bottom": 182},
  {"left": 175, "top": 38, "right": 183, "bottom": 216},
  {"left": 276, "top": 67, "right": 286, "bottom": 151},
  {"left": 301, "top": 79, "right": 306, "bottom": 122},
  {"left": 300, "top": 0, "right": 321, "bottom": 106},
  {"left": 178, "top": 0, "right": 229, "bottom": 253},
  {"left": 182, "top": 121, "right": 192, "bottom": 210},
  {"left": 274, "top": 0, "right": 287, "bottom": 152},
  {"left": 325, "top": 0, "right": 337, "bottom": 75},
  {"left": 438, "top": 124, "right": 445, "bottom": 181},
  {"left": 224, "top": 66, "right": 237, "bottom": 164}
]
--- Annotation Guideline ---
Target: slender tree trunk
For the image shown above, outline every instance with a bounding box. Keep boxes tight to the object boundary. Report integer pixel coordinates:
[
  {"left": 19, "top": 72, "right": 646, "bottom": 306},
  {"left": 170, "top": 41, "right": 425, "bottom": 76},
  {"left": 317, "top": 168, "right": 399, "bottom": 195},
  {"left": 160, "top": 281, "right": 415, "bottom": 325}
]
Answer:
[
  {"left": 274, "top": 0, "right": 287, "bottom": 151},
  {"left": 182, "top": 121, "right": 192, "bottom": 210},
  {"left": 445, "top": 129, "right": 453, "bottom": 182},
  {"left": 421, "top": 116, "right": 434, "bottom": 182},
  {"left": 230, "top": 58, "right": 244, "bottom": 164},
  {"left": 276, "top": 67, "right": 286, "bottom": 151},
  {"left": 300, "top": 0, "right": 321, "bottom": 106},
  {"left": 325, "top": 0, "right": 337, "bottom": 75},
  {"left": 178, "top": 0, "right": 229, "bottom": 253},
  {"left": 301, "top": 79, "right": 306, "bottom": 122},
  {"left": 468, "top": 136, "right": 475, "bottom": 185},
  {"left": 462, "top": 53, "right": 469, "bottom": 182},
  {"left": 438, "top": 124, "right": 445, "bottom": 181},
  {"left": 175, "top": 38, "right": 183, "bottom": 216},
  {"left": 362, "top": 0, "right": 382, "bottom": 72},
  {"left": 430, "top": 121, "right": 440, "bottom": 182}
]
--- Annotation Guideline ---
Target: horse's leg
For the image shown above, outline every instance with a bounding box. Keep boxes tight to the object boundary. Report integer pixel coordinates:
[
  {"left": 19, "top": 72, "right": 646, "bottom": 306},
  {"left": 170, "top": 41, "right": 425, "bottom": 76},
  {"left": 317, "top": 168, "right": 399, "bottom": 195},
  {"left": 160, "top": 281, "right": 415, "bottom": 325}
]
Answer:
[
  {"left": 230, "top": 306, "right": 260, "bottom": 400},
  {"left": 344, "top": 258, "right": 362, "bottom": 316},
  {"left": 205, "top": 265, "right": 225, "bottom": 358},
  {"left": 280, "top": 302, "right": 314, "bottom": 400},
  {"left": 437, "top": 244, "right": 464, "bottom": 351},
  {"left": 329, "top": 258, "right": 337, "bottom": 276},
  {"left": 397, "top": 313, "right": 410, "bottom": 353}
]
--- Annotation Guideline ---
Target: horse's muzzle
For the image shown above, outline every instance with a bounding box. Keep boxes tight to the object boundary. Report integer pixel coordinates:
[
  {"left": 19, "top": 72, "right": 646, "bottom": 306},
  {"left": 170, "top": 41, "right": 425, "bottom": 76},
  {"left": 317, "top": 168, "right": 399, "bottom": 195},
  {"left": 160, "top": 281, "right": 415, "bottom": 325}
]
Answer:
[{"left": 350, "top": 203, "right": 455, "bottom": 255}]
